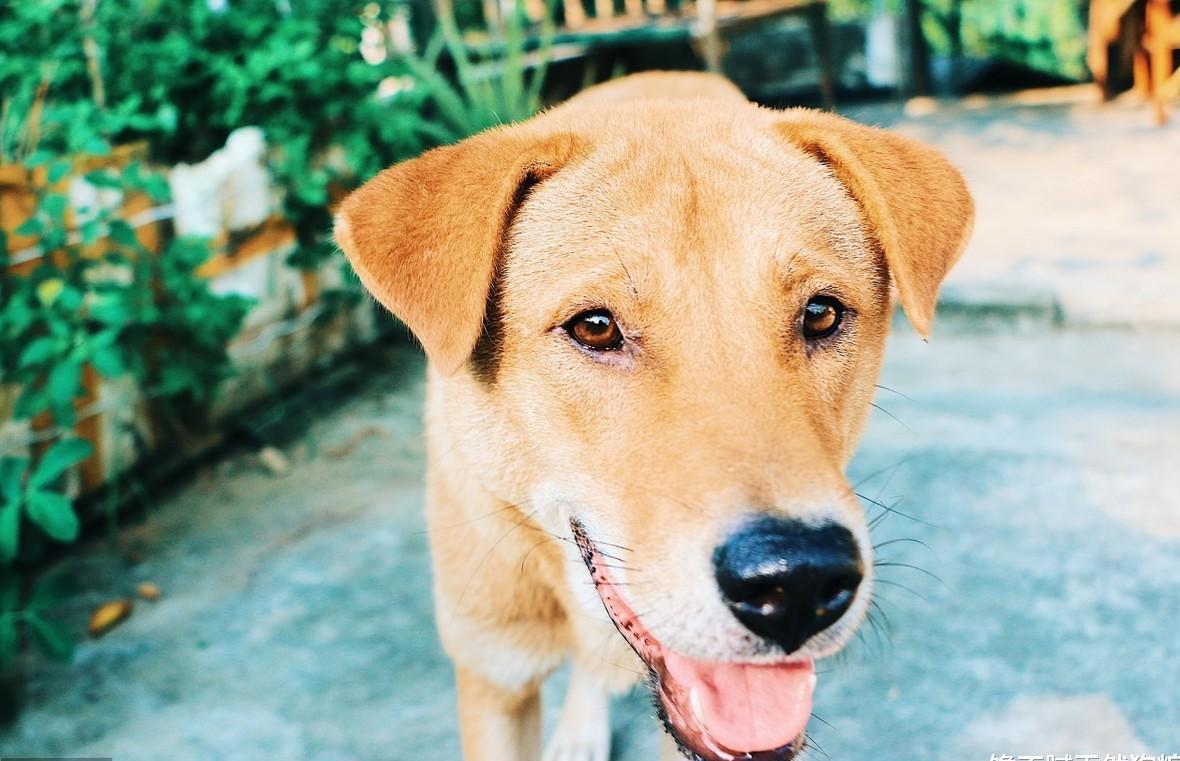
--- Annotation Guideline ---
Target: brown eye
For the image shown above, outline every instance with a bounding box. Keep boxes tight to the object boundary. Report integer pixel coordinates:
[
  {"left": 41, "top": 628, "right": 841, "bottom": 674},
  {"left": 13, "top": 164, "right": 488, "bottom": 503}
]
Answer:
[
  {"left": 567, "top": 309, "right": 624, "bottom": 351},
  {"left": 802, "top": 296, "right": 843, "bottom": 340}
]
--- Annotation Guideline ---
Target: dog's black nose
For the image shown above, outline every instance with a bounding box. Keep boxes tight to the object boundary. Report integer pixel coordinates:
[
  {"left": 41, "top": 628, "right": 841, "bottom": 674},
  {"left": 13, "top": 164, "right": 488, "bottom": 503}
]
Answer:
[{"left": 713, "top": 515, "right": 863, "bottom": 654}]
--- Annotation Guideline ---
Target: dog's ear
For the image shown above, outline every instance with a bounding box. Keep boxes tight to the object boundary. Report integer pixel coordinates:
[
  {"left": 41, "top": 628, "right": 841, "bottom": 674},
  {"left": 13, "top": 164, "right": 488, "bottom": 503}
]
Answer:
[
  {"left": 776, "top": 112, "right": 973, "bottom": 337},
  {"left": 335, "top": 129, "right": 583, "bottom": 374}
]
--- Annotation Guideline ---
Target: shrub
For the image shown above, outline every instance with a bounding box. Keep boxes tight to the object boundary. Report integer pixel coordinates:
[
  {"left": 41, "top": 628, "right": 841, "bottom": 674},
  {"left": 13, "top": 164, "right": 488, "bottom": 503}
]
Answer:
[{"left": 0, "top": 0, "right": 552, "bottom": 685}]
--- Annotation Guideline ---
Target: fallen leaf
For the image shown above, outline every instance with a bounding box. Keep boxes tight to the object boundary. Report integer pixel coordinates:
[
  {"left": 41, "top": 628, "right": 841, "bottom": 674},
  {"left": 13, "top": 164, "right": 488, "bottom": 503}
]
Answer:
[{"left": 89, "top": 599, "right": 133, "bottom": 638}]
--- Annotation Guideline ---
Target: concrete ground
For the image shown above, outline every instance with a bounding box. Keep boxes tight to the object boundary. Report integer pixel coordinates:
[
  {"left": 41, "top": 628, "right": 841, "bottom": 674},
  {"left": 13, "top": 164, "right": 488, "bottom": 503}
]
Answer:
[
  {"left": 4, "top": 329, "right": 1178, "bottom": 760},
  {"left": 2, "top": 89, "right": 1179, "bottom": 759},
  {"left": 845, "top": 86, "right": 1180, "bottom": 328}
]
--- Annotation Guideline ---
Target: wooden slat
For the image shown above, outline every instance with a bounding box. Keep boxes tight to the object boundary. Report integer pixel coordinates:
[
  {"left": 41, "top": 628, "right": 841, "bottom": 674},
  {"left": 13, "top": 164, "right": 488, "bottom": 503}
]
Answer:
[
  {"left": 524, "top": 0, "right": 548, "bottom": 23},
  {"left": 440, "top": 0, "right": 833, "bottom": 106},
  {"left": 711, "top": 0, "right": 820, "bottom": 25},
  {"left": 482, "top": 0, "right": 500, "bottom": 30},
  {"left": 564, "top": 0, "right": 587, "bottom": 27},
  {"left": 196, "top": 216, "right": 296, "bottom": 279},
  {"left": 0, "top": 165, "right": 38, "bottom": 254}
]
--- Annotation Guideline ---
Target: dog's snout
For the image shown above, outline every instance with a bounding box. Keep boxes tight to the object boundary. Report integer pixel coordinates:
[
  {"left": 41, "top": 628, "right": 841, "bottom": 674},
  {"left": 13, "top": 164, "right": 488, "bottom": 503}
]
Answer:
[{"left": 713, "top": 515, "right": 863, "bottom": 654}]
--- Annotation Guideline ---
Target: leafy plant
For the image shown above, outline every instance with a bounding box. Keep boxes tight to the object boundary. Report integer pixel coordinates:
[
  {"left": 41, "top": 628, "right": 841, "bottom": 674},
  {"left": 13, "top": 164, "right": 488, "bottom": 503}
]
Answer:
[
  {"left": 0, "top": 132, "right": 251, "bottom": 689},
  {"left": 94, "top": 0, "right": 436, "bottom": 270},
  {"left": 0, "top": 0, "right": 556, "bottom": 699},
  {"left": 406, "top": 0, "right": 556, "bottom": 141},
  {"left": 1, "top": 132, "right": 252, "bottom": 557}
]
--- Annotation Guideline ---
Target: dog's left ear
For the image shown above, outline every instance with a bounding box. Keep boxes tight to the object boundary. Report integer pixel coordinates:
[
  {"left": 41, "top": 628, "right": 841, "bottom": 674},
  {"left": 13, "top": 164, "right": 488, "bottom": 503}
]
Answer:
[{"left": 776, "top": 112, "right": 974, "bottom": 337}]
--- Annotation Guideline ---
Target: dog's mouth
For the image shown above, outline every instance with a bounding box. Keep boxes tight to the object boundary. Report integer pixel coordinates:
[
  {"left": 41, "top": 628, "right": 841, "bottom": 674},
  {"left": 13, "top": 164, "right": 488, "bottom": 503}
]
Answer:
[{"left": 572, "top": 521, "right": 814, "bottom": 761}]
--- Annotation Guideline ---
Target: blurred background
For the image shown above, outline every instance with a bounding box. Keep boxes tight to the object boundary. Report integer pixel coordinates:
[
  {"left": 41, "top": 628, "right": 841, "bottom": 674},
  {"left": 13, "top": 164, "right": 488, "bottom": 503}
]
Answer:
[{"left": 1, "top": 0, "right": 1178, "bottom": 758}]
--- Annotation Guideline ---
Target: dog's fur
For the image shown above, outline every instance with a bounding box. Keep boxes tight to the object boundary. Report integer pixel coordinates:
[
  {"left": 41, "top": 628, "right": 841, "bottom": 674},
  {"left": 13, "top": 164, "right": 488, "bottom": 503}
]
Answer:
[{"left": 336, "top": 72, "right": 973, "bottom": 761}]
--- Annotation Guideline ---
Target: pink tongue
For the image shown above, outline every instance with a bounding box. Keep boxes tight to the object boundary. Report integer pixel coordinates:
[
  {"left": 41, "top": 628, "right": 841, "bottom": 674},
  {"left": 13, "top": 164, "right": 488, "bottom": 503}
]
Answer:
[{"left": 662, "top": 652, "right": 816, "bottom": 754}]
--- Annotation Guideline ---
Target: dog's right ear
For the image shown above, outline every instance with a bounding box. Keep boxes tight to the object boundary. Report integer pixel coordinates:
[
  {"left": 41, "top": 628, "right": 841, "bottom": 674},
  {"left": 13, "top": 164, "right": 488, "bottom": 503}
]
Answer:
[
  {"left": 335, "top": 129, "right": 583, "bottom": 375},
  {"left": 775, "top": 111, "right": 973, "bottom": 338}
]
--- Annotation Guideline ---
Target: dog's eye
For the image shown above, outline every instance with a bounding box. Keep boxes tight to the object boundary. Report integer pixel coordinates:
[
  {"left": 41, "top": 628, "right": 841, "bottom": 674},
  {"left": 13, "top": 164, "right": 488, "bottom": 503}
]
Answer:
[
  {"left": 802, "top": 296, "right": 844, "bottom": 341},
  {"left": 566, "top": 309, "right": 624, "bottom": 351}
]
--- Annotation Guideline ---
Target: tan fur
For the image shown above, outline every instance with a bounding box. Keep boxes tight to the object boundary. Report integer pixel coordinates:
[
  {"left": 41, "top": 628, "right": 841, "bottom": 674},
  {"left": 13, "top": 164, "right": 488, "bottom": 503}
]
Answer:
[
  {"left": 564, "top": 70, "right": 749, "bottom": 107},
  {"left": 775, "top": 112, "right": 974, "bottom": 337},
  {"left": 335, "top": 72, "right": 973, "bottom": 761}
]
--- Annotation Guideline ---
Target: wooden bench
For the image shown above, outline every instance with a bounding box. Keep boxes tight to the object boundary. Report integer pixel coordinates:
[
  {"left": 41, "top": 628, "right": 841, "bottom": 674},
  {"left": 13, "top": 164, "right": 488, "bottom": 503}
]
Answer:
[
  {"left": 1088, "top": 0, "right": 1148, "bottom": 100},
  {"left": 1146, "top": 0, "right": 1180, "bottom": 123},
  {"left": 442, "top": 0, "right": 835, "bottom": 109},
  {"left": 1088, "top": 0, "right": 1180, "bottom": 123}
]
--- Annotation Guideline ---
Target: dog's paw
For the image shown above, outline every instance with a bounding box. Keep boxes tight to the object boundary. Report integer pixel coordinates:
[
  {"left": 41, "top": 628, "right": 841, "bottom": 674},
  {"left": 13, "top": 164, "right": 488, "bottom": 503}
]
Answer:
[
  {"left": 542, "top": 704, "right": 610, "bottom": 761},
  {"left": 541, "top": 737, "right": 610, "bottom": 761},
  {"left": 542, "top": 668, "right": 611, "bottom": 761}
]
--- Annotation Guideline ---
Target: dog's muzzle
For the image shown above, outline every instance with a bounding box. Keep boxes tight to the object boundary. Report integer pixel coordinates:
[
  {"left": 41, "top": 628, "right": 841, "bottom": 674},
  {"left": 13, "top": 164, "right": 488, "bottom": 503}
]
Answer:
[{"left": 573, "top": 513, "right": 866, "bottom": 761}]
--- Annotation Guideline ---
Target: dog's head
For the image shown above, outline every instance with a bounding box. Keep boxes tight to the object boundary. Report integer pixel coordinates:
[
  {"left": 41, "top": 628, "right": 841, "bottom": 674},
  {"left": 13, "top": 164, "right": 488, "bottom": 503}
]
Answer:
[{"left": 337, "top": 98, "right": 972, "bottom": 760}]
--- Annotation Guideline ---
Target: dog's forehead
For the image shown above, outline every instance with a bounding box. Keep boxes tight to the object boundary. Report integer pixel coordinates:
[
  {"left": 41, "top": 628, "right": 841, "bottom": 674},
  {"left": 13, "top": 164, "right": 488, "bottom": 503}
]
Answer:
[{"left": 503, "top": 120, "right": 876, "bottom": 300}]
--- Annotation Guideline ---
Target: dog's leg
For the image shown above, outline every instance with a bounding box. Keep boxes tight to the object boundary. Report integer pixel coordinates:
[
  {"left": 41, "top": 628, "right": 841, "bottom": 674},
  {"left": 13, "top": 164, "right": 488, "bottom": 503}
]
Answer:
[
  {"left": 457, "top": 667, "right": 542, "bottom": 761},
  {"left": 542, "top": 662, "right": 611, "bottom": 761}
]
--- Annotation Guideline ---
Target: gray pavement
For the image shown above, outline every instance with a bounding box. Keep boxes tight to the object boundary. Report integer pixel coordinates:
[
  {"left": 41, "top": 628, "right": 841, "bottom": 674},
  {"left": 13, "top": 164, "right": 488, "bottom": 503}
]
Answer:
[
  {"left": 2, "top": 325, "right": 1179, "bottom": 760},
  {"left": 844, "top": 86, "right": 1180, "bottom": 328}
]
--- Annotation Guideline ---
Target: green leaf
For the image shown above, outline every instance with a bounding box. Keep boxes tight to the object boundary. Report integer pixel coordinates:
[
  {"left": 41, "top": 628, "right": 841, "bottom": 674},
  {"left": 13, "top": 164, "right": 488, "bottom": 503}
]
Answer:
[
  {"left": 18, "top": 337, "right": 59, "bottom": 368},
  {"left": 53, "top": 402, "right": 77, "bottom": 429},
  {"left": 29, "top": 438, "right": 93, "bottom": 490},
  {"left": 122, "top": 161, "right": 144, "bottom": 186},
  {"left": 0, "top": 458, "right": 27, "bottom": 509},
  {"left": 143, "top": 175, "right": 170, "bottom": 202},
  {"left": 82, "top": 137, "right": 111, "bottom": 156},
  {"left": 90, "top": 298, "right": 131, "bottom": 326},
  {"left": 47, "top": 159, "right": 72, "bottom": 184},
  {"left": 14, "top": 216, "right": 41, "bottom": 237},
  {"left": 80, "top": 219, "right": 103, "bottom": 244},
  {"left": 156, "top": 103, "right": 178, "bottom": 134},
  {"left": 41, "top": 193, "right": 68, "bottom": 220},
  {"left": 90, "top": 346, "right": 125, "bottom": 378},
  {"left": 24, "top": 150, "right": 53, "bottom": 168},
  {"left": 25, "top": 490, "right": 80, "bottom": 542},
  {"left": 108, "top": 220, "right": 139, "bottom": 249},
  {"left": 83, "top": 170, "right": 123, "bottom": 189},
  {"left": 57, "top": 285, "right": 83, "bottom": 311},
  {"left": 24, "top": 612, "right": 75, "bottom": 662},
  {"left": 47, "top": 360, "right": 82, "bottom": 409},
  {"left": 0, "top": 458, "right": 26, "bottom": 562},
  {"left": 35, "top": 277, "right": 64, "bottom": 306},
  {"left": 0, "top": 502, "right": 19, "bottom": 563},
  {"left": 39, "top": 227, "right": 67, "bottom": 252},
  {"left": 12, "top": 386, "right": 48, "bottom": 420}
]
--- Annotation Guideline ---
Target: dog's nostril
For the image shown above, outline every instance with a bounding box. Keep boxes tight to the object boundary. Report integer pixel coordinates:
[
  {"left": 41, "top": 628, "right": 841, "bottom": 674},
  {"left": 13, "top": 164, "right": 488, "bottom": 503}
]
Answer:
[
  {"left": 818, "top": 575, "right": 859, "bottom": 616},
  {"left": 713, "top": 516, "right": 862, "bottom": 654},
  {"left": 736, "top": 585, "right": 788, "bottom": 617}
]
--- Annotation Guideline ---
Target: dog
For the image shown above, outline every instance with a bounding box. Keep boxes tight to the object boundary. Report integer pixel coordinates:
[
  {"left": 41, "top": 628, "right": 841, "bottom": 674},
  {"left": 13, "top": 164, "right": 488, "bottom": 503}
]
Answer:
[{"left": 335, "top": 71, "right": 973, "bottom": 761}]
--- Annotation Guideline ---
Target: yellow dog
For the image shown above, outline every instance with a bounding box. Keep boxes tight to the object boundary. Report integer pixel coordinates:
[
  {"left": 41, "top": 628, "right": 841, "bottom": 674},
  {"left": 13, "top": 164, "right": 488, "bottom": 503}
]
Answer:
[{"left": 336, "top": 71, "right": 973, "bottom": 761}]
